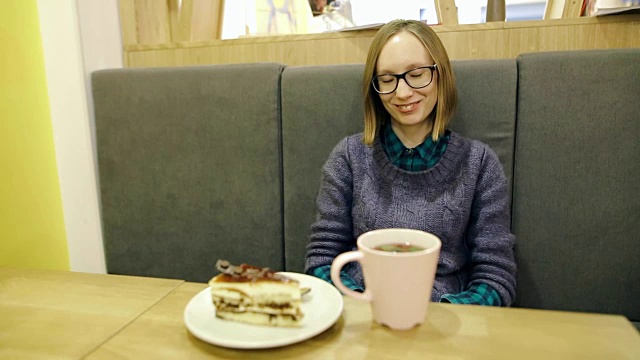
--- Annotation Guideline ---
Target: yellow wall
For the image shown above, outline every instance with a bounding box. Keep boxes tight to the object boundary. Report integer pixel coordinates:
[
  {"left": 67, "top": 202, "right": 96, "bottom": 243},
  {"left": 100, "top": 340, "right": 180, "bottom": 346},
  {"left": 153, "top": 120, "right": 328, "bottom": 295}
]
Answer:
[{"left": 0, "top": 0, "right": 69, "bottom": 270}]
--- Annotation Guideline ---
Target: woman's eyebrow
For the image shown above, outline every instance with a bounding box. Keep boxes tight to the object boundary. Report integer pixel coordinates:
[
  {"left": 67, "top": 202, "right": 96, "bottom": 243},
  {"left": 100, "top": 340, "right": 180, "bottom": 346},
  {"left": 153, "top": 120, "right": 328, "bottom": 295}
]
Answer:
[{"left": 376, "top": 63, "right": 429, "bottom": 75}]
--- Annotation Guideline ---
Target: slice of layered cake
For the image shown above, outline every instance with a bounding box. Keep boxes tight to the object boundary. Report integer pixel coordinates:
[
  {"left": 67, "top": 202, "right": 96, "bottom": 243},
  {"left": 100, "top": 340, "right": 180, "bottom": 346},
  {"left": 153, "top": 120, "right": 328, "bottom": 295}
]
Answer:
[{"left": 209, "top": 260, "right": 304, "bottom": 327}]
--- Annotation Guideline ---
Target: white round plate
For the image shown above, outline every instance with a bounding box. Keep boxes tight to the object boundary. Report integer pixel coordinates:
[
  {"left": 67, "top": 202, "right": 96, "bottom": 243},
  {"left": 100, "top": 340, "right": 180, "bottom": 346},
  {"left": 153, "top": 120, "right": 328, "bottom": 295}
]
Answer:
[{"left": 183, "top": 272, "right": 344, "bottom": 349}]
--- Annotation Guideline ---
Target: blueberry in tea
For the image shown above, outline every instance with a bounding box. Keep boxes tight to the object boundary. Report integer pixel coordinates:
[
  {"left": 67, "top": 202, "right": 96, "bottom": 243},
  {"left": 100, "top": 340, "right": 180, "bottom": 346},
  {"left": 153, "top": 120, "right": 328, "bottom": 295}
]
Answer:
[{"left": 374, "top": 243, "right": 425, "bottom": 252}]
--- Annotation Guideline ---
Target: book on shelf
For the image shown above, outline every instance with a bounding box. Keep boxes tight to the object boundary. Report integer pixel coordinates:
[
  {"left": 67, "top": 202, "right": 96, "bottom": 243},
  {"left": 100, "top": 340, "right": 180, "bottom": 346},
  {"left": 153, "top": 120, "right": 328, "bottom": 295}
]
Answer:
[{"left": 586, "top": 0, "right": 640, "bottom": 16}]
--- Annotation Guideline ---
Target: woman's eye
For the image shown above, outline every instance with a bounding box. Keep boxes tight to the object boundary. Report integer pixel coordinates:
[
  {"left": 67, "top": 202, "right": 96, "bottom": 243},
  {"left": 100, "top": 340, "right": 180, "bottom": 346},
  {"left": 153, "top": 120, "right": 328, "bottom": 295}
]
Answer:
[
  {"left": 410, "top": 72, "right": 425, "bottom": 78},
  {"left": 378, "top": 76, "right": 394, "bottom": 83}
]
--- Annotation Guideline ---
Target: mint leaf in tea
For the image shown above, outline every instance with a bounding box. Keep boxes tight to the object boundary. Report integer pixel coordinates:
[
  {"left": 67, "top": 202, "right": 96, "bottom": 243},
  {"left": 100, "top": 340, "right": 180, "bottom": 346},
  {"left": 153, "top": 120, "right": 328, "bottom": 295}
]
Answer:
[{"left": 374, "top": 243, "right": 425, "bottom": 253}]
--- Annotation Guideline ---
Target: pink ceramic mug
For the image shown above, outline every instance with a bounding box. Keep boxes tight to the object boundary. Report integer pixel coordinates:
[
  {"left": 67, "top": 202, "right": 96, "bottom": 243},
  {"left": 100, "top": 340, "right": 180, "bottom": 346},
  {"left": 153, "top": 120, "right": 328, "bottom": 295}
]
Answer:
[{"left": 331, "top": 228, "right": 442, "bottom": 330}]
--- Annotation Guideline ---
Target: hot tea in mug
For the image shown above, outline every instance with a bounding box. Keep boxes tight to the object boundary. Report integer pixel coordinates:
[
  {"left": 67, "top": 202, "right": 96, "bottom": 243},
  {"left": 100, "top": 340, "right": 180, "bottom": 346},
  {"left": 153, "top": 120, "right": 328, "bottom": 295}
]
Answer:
[
  {"left": 331, "top": 228, "right": 442, "bottom": 330},
  {"left": 374, "top": 242, "right": 426, "bottom": 253}
]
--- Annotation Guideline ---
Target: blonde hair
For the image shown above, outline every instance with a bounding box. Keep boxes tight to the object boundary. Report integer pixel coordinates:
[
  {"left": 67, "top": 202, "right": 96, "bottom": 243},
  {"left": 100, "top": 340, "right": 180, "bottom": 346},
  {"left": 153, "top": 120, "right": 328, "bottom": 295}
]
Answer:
[{"left": 362, "top": 20, "right": 457, "bottom": 145}]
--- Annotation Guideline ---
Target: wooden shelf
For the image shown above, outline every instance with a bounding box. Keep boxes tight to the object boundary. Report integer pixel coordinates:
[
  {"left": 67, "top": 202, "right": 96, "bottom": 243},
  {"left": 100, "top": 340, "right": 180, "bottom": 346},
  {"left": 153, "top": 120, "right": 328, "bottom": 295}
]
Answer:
[{"left": 122, "top": 13, "right": 640, "bottom": 67}]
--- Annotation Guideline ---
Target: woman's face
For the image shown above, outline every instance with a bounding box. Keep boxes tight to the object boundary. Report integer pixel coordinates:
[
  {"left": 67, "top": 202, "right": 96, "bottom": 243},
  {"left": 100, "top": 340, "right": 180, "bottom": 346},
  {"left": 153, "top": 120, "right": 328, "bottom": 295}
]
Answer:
[{"left": 376, "top": 31, "right": 438, "bottom": 132}]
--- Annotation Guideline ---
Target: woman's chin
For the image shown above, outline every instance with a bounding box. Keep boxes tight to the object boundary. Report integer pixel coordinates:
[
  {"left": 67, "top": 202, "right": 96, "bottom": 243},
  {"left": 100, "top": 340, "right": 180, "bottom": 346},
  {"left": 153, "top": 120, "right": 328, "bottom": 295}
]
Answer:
[{"left": 392, "top": 114, "right": 430, "bottom": 127}]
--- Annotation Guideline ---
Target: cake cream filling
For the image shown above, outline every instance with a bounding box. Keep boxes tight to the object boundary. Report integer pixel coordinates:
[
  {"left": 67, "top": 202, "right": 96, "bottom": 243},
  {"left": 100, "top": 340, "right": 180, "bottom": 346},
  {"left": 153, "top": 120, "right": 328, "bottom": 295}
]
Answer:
[
  {"left": 209, "top": 276, "right": 304, "bottom": 323},
  {"left": 215, "top": 310, "right": 301, "bottom": 326}
]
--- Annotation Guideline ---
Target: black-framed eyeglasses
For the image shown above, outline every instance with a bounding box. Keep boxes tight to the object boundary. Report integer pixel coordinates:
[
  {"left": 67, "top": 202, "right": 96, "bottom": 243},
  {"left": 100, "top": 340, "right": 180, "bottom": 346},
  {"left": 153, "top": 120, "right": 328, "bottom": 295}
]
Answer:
[{"left": 371, "top": 65, "right": 437, "bottom": 94}]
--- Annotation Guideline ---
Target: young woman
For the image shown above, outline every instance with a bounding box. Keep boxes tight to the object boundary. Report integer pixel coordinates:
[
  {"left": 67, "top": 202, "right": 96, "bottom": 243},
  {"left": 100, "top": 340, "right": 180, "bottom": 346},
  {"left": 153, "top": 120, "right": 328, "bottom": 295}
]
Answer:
[{"left": 305, "top": 19, "right": 517, "bottom": 306}]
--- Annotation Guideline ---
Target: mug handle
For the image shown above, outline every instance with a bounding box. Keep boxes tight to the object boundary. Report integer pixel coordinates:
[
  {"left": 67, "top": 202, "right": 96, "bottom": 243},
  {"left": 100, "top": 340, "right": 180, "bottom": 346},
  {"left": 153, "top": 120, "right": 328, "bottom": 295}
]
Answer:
[{"left": 330, "top": 251, "right": 372, "bottom": 302}]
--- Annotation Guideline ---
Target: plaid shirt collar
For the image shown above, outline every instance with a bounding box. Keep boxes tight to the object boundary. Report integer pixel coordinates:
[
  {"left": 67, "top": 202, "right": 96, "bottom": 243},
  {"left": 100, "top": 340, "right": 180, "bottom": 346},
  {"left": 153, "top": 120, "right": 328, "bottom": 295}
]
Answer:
[{"left": 381, "top": 121, "right": 450, "bottom": 171}]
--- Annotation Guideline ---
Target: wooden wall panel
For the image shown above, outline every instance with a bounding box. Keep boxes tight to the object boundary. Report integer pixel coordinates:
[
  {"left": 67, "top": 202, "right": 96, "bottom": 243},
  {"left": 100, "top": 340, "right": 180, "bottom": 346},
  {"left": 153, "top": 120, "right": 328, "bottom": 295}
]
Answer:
[
  {"left": 435, "top": 0, "right": 459, "bottom": 25},
  {"left": 168, "top": 0, "right": 193, "bottom": 42},
  {"left": 563, "top": 0, "right": 583, "bottom": 18},
  {"left": 595, "top": 20, "right": 640, "bottom": 48},
  {"left": 118, "top": 0, "right": 138, "bottom": 47},
  {"left": 124, "top": 14, "right": 640, "bottom": 68},
  {"left": 119, "top": 0, "right": 225, "bottom": 46},
  {"left": 133, "top": 0, "right": 171, "bottom": 45},
  {"left": 190, "top": 0, "right": 224, "bottom": 41}
]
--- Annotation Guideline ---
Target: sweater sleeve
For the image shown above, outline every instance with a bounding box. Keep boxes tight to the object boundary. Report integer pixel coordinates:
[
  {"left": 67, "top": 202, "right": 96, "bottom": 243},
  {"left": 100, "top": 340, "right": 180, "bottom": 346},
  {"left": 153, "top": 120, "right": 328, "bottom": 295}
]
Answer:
[
  {"left": 465, "top": 144, "right": 517, "bottom": 306},
  {"left": 304, "top": 137, "right": 356, "bottom": 273}
]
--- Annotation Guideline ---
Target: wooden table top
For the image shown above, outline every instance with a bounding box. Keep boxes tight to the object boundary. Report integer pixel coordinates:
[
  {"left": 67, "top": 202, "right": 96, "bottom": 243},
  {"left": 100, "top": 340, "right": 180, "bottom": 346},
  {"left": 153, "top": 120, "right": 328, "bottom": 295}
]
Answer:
[
  {"left": 0, "top": 267, "right": 183, "bottom": 359},
  {"left": 87, "top": 282, "right": 640, "bottom": 360}
]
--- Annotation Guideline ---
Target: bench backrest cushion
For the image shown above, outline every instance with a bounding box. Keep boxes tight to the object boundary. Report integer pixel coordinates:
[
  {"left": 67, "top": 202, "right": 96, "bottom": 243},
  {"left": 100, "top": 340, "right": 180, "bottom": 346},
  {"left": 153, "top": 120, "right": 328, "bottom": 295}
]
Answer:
[
  {"left": 512, "top": 49, "right": 640, "bottom": 321},
  {"left": 93, "top": 63, "right": 285, "bottom": 282},
  {"left": 281, "top": 64, "right": 366, "bottom": 272}
]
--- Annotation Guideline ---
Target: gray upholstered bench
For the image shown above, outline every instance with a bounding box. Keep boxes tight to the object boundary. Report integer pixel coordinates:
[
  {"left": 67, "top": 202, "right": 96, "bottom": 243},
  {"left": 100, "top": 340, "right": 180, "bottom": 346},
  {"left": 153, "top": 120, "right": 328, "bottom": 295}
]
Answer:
[{"left": 92, "top": 49, "right": 639, "bottom": 329}]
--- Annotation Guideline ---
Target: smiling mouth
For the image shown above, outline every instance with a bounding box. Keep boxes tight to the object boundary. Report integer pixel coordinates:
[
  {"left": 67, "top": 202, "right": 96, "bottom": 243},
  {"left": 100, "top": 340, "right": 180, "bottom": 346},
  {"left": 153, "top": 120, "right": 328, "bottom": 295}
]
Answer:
[{"left": 396, "top": 101, "right": 420, "bottom": 113}]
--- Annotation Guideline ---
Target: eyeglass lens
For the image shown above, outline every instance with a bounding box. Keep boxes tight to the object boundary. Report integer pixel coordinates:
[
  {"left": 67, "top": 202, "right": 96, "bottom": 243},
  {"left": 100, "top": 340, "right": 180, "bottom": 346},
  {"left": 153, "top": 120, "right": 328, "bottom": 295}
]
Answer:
[{"left": 374, "top": 67, "right": 434, "bottom": 94}]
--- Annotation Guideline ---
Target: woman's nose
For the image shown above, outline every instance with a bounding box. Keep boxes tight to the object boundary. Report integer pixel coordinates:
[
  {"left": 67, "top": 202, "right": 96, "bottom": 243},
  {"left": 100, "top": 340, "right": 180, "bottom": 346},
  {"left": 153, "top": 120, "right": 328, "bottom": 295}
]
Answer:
[{"left": 395, "top": 79, "right": 412, "bottom": 98}]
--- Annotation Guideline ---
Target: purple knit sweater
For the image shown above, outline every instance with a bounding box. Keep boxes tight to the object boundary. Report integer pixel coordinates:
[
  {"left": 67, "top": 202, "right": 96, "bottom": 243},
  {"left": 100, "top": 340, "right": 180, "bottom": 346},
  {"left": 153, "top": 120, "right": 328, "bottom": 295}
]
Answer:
[{"left": 304, "top": 131, "right": 517, "bottom": 305}]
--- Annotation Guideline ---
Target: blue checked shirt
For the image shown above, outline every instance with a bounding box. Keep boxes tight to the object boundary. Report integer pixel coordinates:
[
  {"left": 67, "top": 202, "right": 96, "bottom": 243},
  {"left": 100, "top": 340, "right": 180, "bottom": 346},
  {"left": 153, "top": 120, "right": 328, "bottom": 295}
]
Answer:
[
  {"left": 311, "top": 123, "right": 502, "bottom": 306},
  {"left": 382, "top": 122, "right": 449, "bottom": 171}
]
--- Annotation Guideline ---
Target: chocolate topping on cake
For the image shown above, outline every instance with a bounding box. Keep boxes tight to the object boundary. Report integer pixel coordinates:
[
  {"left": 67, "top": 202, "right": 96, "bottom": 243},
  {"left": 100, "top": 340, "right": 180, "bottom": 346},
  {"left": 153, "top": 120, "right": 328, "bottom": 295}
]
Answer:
[{"left": 214, "top": 259, "right": 296, "bottom": 283}]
